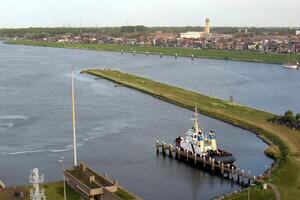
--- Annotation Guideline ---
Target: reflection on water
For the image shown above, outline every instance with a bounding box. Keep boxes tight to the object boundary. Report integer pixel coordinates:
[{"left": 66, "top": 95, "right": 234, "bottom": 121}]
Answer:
[{"left": 0, "top": 44, "right": 274, "bottom": 200}]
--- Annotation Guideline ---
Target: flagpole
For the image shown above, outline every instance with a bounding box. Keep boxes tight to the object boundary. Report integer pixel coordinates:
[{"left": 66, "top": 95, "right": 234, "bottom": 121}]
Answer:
[{"left": 71, "top": 70, "right": 78, "bottom": 166}]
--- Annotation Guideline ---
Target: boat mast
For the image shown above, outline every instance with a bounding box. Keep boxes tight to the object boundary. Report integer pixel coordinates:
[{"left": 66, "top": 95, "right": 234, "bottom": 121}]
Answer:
[
  {"left": 71, "top": 70, "right": 78, "bottom": 166},
  {"left": 193, "top": 106, "right": 199, "bottom": 134}
]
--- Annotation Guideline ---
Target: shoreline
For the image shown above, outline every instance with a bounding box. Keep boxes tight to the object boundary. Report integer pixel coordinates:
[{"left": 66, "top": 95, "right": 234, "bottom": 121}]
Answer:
[
  {"left": 6, "top": 40, "right": 296, "bottom": 65},
  {"left": 82, "top": 69, "right": 300, "bottom": 200}
]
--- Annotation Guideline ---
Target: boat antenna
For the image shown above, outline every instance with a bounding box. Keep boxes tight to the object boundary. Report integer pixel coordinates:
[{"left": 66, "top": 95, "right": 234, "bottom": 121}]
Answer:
[{"left": 71, "top": 70, "right": 78, "bottom": 166}]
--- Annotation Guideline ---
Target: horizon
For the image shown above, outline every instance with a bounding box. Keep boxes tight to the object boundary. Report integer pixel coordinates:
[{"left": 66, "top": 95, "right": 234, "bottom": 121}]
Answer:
[
  {"left": 1, "top": 0, "right": 299, "bottom": 28},
  {"left": 0, "top": 25, "right": 299, "bottom": 29}
]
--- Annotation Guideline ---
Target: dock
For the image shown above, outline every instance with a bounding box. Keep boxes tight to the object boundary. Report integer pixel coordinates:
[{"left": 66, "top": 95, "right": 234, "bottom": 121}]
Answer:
[{"left": 156, "top": 140, "right": 258, "bottom": 187}]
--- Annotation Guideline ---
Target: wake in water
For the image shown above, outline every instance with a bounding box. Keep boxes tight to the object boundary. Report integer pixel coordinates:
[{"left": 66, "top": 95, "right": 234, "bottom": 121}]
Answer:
[{"left": 0, "top": 115, "right": 28, "bottom": 132}]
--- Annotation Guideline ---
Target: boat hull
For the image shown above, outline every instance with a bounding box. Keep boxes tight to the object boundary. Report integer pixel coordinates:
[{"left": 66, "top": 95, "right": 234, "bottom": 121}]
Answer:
[
  {"left": 283, "top": 64, "right": 299, "bottom": 69},
  {"left": 177, "top": 141, "right": 236, "bottom": 164}
]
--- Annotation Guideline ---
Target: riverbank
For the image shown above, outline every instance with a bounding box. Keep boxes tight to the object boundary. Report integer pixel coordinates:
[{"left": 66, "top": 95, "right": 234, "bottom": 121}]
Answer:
[
  {"left": 83, "top": 69, "right": 300, "bottom": 200},
  {"left": 6, "top": 40, "right": 299, "bottom": 64}
]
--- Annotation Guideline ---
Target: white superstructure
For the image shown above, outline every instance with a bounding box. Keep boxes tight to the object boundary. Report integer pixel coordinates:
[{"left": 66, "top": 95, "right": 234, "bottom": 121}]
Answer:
[{"left": 177, "top": 108, "right": 217, "bottom": 156}]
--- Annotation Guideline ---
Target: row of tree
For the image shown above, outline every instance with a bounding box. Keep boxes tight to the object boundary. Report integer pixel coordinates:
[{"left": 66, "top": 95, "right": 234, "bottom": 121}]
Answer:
[
  {"left": 269, "top": 110, "right": 300, "bottom": 130},
  {"left": 0, "top": 26, "right": 297, "bottom": 38}
]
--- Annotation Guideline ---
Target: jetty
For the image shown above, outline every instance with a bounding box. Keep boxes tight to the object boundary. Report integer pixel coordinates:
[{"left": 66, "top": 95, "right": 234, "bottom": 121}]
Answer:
[
  {"left": 156, "top": 140, "right": 256, "bottom": 187},
  {"left": 65, "top": 162, "right": 142, "bottom": 200}
]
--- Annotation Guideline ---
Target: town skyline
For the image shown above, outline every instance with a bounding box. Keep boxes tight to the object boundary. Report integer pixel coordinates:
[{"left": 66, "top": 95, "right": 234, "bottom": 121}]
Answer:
[{"left": 1, "top": 0, "right": 300, "bottom": 28}]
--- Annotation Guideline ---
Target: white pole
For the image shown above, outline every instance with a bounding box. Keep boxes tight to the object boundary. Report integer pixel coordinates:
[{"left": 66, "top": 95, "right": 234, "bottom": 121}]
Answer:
[
  {"left": 71, "top": 70, "right": 78, "bottom": 166},
  {"left": 59, "top": 156, "right": 67, "bottom": 200}
]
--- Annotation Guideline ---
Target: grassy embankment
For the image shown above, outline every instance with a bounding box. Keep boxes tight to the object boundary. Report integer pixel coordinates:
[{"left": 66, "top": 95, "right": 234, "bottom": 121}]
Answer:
[
  {"left": 0, "top": 182, "right": 135, "bottom": 200},
  {"left": 83, "top": 69, "right": 300, "bottom": 200},
  {"left": 7, "top": 40, "right": 300, "bottom": 64},
  {"left": 0, "top": 182, "right": 81, "bottom": 200}
]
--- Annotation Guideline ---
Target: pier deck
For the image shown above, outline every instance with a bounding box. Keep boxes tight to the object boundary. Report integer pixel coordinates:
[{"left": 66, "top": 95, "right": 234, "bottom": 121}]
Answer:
[{"left": 156, "top": 140, "right": 257, "bottom": 187}]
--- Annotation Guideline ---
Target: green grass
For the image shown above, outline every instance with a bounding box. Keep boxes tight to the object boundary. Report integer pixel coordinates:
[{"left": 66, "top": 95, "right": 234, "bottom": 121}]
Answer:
[
  {"left": 226, "top": 187, "right": 275, "bottom": 200},
  {"left": 83, "top": 69, "right": 300, "bottom": 200},
  {"left": 7, "top": 40, "right": 300, "bottom": 64},
  {"left": 42, "top": 182, "right": 81, "bottom": 200},
  {"left": 114, "top": 188, "right": 135, "bottom": 200},
  {"left": 0, "top": 182, "right": 81, "bottom": 200}
]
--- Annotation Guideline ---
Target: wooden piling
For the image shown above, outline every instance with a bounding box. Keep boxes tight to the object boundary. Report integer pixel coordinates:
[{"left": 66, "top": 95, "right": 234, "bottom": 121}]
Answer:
[
  {"left": 221, "top": 162, "right": 224, "bottom": 175},
  {"left": 211, "top": 158, "right": 215, "bottom": 171},
  {"left": 162, "top": 141, "right": 166, "bottom": 155},
  {"left": 169, "top": 145, "right": 173, "bottom": 157},
  {"left": 156, "top": 140, "right": 159, "bottom": 153},
  {"left": 186, "top": 150, "right": 189, "bottom": 162}
]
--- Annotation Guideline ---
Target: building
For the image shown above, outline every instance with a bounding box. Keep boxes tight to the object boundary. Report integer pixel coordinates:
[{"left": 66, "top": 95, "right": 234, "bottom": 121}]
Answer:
[
  {"left": 180, "top": 18, "right": 211, "bottom": 39},
  {"left": 180, "top": 31, "right": 204, "bottom": 39},
  {"left": 296, "top": 30, "right": 300, "bottom": 35},
  {"left": 205, "top": 18, "right": 210, "bottom": 34}
]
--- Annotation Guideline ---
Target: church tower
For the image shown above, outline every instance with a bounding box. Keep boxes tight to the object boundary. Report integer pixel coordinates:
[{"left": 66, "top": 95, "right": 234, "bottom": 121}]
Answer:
[{"left": 205, "top": 18, "right": 210, "bottom": 34}]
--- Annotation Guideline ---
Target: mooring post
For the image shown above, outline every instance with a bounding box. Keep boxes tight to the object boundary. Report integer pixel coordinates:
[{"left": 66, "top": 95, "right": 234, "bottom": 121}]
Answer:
[
  {"left": 186, "top": 150, "right": 189, "bottom": 162},
  {"left": 194, "top": 153, "right": 197, "bottom": 165},
  {"left": 211, "top": 158, "right": 215, "bottom": 171},
  {"left": 237, "top": 168, "right": 240, "bottom": 183},
  {"left": 177, "top": 147, "right": 181, "bottom": 158},
  {"left": 160, "top": 52, "right": 163, "bottom": 58},
  {"left": 175, "top": 53, "right": 178, "bottom": 59},
  {"left": 241, "top": 170, "right": 245, "bottom": 186},
  {"left": 169, "top": 144, "right": 173, "bottom": 157},
  {"left": 156, "top": 140, "right": 160, "bottom": 153},
  {"left": 203, "top": 156, "right": 206, "bottom": 167},
  {"left": 191, "top": 54, "right": 194, "bottom": 60},
  {"left": 221, "top": 162, "right": 224, "bottom": 175},
  {"left": 162, "top": 141, "right": 166, "bottom": 155},
  {"left": 146, "top": 51, "right": 149, "bottom": 56},
  {"left": 121, "top": 50, "right": 124, "bottom": 55},
  {"left": 133, "top": 50, "right": 136, "bottom": 55},
  {"left": 231, "top": 166, "right": 234, "bottom": 180}
]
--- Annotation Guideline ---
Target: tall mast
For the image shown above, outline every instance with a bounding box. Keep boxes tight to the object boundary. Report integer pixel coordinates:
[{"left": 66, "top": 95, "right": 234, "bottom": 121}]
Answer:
[
  {"left": 193, "top": 106, "right": 199, "bottom": 134},
  {"left": 71, "top": 70, "right": 78, "bottom": 166}
]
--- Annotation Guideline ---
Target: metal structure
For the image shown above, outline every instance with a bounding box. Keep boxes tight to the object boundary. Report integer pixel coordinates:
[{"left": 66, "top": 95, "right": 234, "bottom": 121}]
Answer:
[{"left": 29, "top": 168, "right": 46, "bottom": 200}]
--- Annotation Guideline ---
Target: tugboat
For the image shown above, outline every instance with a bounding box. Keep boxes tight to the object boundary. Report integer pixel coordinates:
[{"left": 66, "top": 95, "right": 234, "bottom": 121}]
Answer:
[{"left": 175, "top": 107, "right": 236, "bottom": 164}]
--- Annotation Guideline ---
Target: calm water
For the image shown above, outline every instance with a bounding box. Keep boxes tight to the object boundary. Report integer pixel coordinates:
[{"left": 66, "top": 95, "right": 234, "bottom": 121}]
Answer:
[{"left": 0, "top": 44, "right": 275, "bottom": 199}]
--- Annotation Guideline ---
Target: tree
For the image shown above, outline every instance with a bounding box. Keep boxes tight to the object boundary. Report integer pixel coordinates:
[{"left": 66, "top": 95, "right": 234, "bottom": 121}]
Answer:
[
  {"left": 285, "top": 110, "right": 294, "bottom": 117},
  {"left": 296, "top": 113, "right": 300, "bottom": 121}
]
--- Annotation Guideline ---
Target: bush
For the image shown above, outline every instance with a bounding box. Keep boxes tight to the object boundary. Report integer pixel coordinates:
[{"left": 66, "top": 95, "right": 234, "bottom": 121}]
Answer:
[
  {"left": 296, "top": 113, "right": 300, "bottom": 121},
  {"left": 270, "top": 110, "right": 300, "bottom": 130}
]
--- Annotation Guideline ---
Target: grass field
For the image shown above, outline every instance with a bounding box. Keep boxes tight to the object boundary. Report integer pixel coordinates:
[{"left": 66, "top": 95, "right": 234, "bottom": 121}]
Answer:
[
  {"left": 7, "top": 40, "right": 300, "bottom": 64},
  {"left": 0, "top": 182, "right": 81, "bottom": 200},
  {"left": 83, "top": 69, "right": 300, "bottom": 200}
]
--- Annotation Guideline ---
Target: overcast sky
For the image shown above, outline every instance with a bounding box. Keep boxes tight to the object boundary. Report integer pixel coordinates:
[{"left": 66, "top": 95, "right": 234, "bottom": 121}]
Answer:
[{"left": 0, "top": 0, "right": 299, "bottom": 28}]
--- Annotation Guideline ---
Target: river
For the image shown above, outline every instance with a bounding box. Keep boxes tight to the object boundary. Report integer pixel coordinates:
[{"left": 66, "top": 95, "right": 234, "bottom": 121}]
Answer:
[{"left": 0, "top": 44, "right": 277, "bottom": 199}]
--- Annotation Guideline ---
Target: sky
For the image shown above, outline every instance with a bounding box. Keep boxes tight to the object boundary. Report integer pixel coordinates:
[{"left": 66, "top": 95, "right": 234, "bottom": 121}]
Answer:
[{"left": 0, "top": 0, "right": 299, "bottom": 28}]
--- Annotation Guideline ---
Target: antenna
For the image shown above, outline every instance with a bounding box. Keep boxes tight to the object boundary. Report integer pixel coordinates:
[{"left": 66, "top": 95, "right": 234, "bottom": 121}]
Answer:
[{"left": 71, "top": 70, "right": 78, "bottom": 166}]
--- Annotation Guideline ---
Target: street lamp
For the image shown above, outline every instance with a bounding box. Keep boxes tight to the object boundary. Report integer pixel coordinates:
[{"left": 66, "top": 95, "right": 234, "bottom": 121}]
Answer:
[{"left": 59, "top": 155, "right": 67, "bottom": 200}]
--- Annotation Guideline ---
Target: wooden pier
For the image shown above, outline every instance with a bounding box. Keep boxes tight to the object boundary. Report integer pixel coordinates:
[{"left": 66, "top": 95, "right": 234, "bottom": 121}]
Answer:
[{"left": 156, "top": 140, "right": 258, "bottom": 187}]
